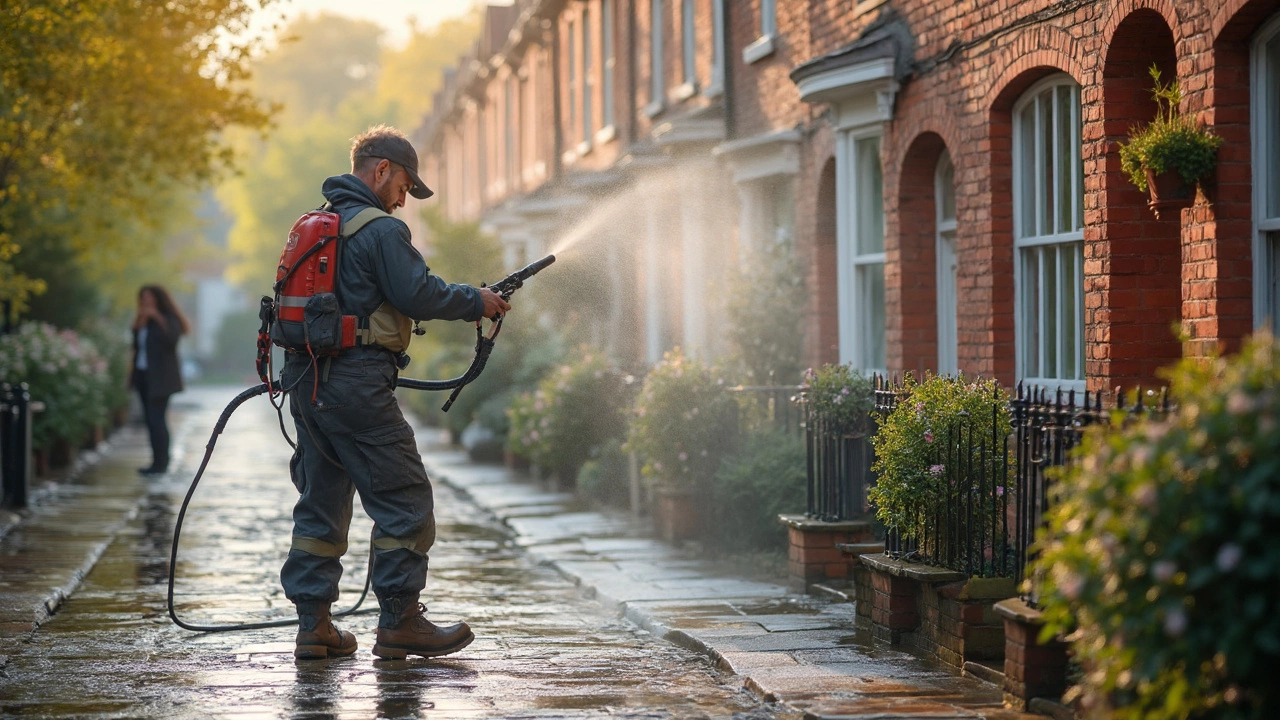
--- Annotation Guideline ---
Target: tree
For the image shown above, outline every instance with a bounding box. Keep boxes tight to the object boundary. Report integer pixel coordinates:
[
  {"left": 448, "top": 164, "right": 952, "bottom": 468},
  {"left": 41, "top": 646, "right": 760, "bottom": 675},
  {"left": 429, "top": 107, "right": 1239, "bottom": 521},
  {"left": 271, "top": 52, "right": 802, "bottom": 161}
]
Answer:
[
  {"left": 0, "top": 0, "right": 274, "bottom": 316},
  {"left": 375, "top": 11, "right": 482, "bottom": 129}
]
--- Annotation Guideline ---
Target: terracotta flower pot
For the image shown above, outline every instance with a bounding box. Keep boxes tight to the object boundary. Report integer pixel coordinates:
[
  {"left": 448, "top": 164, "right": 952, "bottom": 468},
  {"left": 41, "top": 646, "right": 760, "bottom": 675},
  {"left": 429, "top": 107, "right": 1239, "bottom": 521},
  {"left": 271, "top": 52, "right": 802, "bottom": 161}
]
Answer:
[
  {"left": 1145, "top": 167, "right": 1195, "bottom": 218},
  {"left": 654, "top": 485, "right": 703, "bottom": 543}
]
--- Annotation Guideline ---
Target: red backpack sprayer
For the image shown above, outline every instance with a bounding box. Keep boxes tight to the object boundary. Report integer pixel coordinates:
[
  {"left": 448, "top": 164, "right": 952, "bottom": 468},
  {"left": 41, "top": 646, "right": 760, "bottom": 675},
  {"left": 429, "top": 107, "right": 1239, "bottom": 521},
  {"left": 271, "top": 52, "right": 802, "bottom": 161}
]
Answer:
[{"left": 166, "top": 204, "right": 554, "bottom": 632}]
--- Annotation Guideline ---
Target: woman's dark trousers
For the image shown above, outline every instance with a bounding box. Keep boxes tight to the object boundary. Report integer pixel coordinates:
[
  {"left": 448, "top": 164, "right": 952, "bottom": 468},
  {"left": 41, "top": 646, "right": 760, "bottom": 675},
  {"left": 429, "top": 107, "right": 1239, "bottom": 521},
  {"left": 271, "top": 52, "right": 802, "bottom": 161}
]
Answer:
[{"left": 135, "top": 371, "right": 171, "bottom": 471}]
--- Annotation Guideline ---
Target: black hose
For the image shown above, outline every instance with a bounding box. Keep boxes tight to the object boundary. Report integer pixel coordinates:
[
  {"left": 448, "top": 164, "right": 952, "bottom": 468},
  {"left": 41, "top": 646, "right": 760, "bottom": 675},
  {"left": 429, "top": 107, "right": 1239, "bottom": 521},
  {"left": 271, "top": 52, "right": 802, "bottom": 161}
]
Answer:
[{"left": 167, "top": 353, "right": 493, "bottom": 632}]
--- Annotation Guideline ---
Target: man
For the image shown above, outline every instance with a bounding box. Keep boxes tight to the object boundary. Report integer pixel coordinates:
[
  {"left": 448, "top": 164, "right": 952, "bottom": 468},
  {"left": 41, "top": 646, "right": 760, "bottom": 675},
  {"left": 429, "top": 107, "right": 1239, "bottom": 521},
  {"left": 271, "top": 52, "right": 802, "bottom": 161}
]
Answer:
[{"left": 282, "top": 125, "right": 509, "bottom": 660}]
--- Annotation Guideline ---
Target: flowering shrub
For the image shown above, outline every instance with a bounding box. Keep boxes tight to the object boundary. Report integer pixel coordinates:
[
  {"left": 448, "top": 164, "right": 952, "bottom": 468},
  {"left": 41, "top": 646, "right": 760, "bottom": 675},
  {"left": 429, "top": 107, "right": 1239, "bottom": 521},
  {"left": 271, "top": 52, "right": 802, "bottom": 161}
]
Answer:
[
  {"left": 710, "top": 429, "right": 806, "bottom": 550},
  {"left": 1031, "top": 334, "right": 1280, "bottom": 719},
  {"left": 868, "top": 374, "right": 1011, "bottom": 546},
  {"left": 625, "top": 349, "right": 737, "bottom": 488},
  {"left": 0, "top": 322, "right": 111, "bottom": 450},
  {"left": 802, "top": 364, "right": 874, "bottom": 432},
  {"left": 505, "top": 347, "right": 632, "bottom": 479}
]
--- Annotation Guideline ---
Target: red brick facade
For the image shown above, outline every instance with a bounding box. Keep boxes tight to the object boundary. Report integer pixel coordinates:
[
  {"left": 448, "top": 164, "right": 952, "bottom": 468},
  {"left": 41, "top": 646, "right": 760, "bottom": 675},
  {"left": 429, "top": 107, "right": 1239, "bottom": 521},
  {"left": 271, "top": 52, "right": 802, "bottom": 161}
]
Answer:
[{"left": 419, "top": 0, "right": 1280, "bottom": 387}]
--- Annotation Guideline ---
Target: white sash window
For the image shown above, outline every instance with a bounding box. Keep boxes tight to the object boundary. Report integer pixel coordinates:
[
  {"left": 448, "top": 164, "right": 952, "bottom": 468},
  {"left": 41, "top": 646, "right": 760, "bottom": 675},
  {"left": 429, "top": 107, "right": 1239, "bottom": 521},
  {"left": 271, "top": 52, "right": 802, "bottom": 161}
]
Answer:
[
  {"left": 1254, "top": 15, "right": 1280, "bottom": 332},
  {"left": 1013, "top": 75, "right": 1084, "bottom": 387}
]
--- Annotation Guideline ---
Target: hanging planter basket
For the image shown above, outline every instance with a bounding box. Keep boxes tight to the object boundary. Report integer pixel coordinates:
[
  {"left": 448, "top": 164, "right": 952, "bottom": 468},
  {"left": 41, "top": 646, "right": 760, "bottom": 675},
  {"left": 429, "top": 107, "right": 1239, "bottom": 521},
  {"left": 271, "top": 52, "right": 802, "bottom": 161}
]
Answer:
[{"left": 1144, "top": 168, "right": 1195, "bottom": 219}]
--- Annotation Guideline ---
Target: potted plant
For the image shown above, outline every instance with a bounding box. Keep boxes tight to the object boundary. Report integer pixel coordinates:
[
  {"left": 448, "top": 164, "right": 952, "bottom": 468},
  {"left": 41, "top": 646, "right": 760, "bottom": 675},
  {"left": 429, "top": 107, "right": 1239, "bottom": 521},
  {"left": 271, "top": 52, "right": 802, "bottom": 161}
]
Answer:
[
  {"left": 1118, "top": 65, "right": 1224, "bottom": 218},
  {"left": 625, "top": 349, "right": 738, "bottom": 542},
  {"left": 504, "top": 347, "right": 632, "bottom": 489}
]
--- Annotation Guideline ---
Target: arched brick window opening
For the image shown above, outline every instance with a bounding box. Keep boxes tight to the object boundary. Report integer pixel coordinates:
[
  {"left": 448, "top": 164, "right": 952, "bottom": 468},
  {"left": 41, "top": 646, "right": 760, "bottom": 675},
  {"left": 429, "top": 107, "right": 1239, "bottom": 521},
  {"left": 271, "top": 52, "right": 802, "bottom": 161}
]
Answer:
[
  {"left": 1097, "top": 9, "right": 1181, "bottom": 391},
  {"left": 893, "top": 132, "right": 947, "bottom": 378},
  {"left": 812, "top": 157, "right": 839, "bottom": 366}
]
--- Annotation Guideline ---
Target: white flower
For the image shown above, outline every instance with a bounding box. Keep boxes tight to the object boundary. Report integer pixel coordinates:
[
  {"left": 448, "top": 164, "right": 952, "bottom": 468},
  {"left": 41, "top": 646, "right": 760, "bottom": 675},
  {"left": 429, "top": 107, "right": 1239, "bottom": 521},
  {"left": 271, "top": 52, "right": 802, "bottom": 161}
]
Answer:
[
  {"left": 1215, "top": 543, "right": 1243, "bottom": 573},
  {"left": 1152, "top": 560, "right": 1177, "bottom": 583},
  {"left": 1163, "top": 608, "right": 1187, "bottom": 637}
]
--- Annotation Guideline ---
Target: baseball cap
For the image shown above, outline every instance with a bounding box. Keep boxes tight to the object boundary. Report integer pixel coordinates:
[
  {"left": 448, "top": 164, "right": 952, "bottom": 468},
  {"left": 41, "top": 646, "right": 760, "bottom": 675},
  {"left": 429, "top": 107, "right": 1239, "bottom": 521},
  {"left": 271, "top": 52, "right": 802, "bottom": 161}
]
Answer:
[{"left": 354, "top": 134, "right": 434, "bottom": 199}]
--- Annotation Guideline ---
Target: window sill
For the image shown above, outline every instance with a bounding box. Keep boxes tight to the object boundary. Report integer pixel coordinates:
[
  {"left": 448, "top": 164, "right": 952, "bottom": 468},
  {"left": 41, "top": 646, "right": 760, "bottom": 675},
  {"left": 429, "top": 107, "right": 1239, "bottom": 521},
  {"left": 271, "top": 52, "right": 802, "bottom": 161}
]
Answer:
[
  {"left": 671, "top": 81, "right": 698, "bottom": 102},
  {"left": 595, "top": 125, "right": 617, "bottom": 145},
  {"left": 576, "top": 140, "right": 593, "bottom": 157},
  {"left": 742, "top": 34, "right": 776, "bottom": 65},
  {"left": 643, "top": 100, "right": 665, "bottom": 119}
]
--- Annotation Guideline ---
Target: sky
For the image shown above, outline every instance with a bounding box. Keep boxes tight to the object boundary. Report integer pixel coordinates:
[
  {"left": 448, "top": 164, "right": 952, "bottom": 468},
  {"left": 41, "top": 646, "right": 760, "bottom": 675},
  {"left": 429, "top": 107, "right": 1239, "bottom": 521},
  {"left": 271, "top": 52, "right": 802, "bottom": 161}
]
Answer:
[{"left": 253, "top": 0, "right": 510, "bottom": 48}]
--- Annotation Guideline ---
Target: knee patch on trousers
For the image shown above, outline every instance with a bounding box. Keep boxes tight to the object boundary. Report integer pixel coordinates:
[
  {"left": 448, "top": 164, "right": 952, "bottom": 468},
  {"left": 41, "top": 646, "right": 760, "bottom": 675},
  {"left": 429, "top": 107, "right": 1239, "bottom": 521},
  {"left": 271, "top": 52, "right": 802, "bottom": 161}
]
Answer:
[
  {"left": 372, "top": 514, "right": 435, "bottom": 558},
  {"left": 290, "top": 535, "right": 349, "bottom": 558}
]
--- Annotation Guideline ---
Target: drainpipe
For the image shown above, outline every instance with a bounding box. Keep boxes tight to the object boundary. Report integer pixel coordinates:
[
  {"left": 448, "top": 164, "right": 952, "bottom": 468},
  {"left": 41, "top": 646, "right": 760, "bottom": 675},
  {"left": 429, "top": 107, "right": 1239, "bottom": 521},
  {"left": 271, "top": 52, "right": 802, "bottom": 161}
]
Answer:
[{"left": 720, "top": 0, "right": 735, "bottom": 141}]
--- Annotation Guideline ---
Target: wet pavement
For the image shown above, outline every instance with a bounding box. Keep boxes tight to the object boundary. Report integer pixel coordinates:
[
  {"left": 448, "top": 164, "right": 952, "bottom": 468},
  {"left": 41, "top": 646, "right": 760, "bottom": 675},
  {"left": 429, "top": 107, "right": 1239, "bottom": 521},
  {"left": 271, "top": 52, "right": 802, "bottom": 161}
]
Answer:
[
  {"left": 0, "top": 387, "right": 778, "bottom": 719},
  {"left": 0, "top": 385, "right": 1043, "bottom": 719}
]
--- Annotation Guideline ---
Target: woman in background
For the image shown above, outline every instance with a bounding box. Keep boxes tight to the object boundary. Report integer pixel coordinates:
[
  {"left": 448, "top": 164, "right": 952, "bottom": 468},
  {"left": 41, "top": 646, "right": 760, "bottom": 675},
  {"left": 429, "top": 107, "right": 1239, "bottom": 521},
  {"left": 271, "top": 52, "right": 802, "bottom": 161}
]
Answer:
[{"left": 130, "top": 285, "right": 188, "bottom": 475}]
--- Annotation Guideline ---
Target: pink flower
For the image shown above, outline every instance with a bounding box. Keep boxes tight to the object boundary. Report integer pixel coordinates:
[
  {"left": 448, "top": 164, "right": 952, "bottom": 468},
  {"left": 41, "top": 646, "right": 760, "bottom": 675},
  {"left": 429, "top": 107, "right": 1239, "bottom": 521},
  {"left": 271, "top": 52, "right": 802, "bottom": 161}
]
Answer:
[
  {"left": 678, "top": 452, "right": 688, "bottom": 462},
  {"left": 923, "top": 429, "right": 934, "bottom": 444},
  {"left": 996, "top": 486, "right": 1005, "bottom": 497},
  {"left": 929, "top": 464, "right": 945, "bottom": 477}
]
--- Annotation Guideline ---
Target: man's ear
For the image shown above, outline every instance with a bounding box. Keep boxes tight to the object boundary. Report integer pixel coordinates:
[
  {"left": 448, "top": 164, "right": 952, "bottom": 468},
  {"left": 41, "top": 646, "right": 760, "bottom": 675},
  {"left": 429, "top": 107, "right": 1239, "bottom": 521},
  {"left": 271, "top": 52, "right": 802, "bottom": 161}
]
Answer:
[{"left": 375, "top": 158, "right": 392, "bottom": 182}]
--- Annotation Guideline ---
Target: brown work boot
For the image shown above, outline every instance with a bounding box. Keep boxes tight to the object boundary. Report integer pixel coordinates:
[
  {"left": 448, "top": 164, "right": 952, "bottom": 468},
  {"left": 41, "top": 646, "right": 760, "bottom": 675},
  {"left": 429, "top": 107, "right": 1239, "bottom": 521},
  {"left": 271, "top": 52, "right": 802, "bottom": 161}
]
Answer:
[
  {"left": 372, "top": 600, "right": 473, "bottom": 660},
  {"left": 294, "top": 602, "right": 358, "bottom": 659}
]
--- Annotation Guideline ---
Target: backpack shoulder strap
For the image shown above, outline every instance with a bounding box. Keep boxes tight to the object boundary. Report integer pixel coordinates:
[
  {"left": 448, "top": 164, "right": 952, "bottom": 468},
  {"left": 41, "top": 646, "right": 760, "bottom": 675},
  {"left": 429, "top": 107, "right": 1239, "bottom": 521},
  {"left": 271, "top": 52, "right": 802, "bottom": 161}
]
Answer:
[{"left": 341, "top": 206, "right": 393, "bottom": 237}]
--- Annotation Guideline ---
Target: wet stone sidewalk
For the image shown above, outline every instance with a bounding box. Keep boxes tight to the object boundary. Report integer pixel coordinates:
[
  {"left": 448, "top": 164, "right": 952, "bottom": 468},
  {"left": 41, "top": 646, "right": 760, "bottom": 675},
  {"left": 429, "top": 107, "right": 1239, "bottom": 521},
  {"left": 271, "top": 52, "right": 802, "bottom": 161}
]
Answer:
[
  {"left": 0, "top": 387, "right": 779, "bottom": 719},
  {"left": 423, "top": 449, "right": 1044, "bottom": 720}
]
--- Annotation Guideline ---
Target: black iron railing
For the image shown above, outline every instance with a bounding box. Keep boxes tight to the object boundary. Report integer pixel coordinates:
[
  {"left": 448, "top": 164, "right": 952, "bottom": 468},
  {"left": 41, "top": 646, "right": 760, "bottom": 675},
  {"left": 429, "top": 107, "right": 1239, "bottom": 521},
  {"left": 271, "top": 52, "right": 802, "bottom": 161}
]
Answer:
[
  {"left": 727, "top": 385, "right": 806, "bottom": 436},
  {"left": 881, "top": 383, "right": 1014, "bottom": 578},
  {"left": 1, "top": 383, "right": 33, "bottom": 510},
  {"left": 1011, "top": 383, "right": 1171, "bottom": 586}
]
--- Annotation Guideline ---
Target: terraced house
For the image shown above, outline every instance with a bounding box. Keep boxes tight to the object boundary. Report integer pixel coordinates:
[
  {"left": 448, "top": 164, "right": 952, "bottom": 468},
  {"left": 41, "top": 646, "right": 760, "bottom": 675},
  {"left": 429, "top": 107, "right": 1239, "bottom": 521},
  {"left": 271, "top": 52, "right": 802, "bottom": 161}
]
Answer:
[{"left": 418, "top": 0, "right": 1280, "bottom": 392}]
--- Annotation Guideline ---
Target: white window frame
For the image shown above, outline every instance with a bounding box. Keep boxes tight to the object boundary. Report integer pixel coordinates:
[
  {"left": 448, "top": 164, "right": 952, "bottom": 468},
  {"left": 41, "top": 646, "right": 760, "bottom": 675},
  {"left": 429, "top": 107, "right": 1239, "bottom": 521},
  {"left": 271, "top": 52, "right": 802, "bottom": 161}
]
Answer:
[
  {"left": 1012, "top": 74, "right": 1084, "bottom": 390},
  {"left": 601, "top": 0, "right": 616, "bottom": 133},
  {"left": 743, "top": 0, "right": 776, "bottom": 64},
  {"left": 567, "top": 17, "right": 577, "bottom": 138},
  {"left": 1252, "top": 14, "right": 1280, "bottom": 333},
  {"left": 936, "top": 151, "right": 958, "bottom": 376},
  {"left": 837, "top": 130, "right": 886, "bottom": 375},
  {"left": 681, "top": 0, "right": 697, "bottom": 91},
  {"left": 706, "top": 0, "right": 725, "bottom": 97},
  {"left": 646, "top": 0, "right": 665, "bottom": 117},
  {"left": 581, "top": 7, "right": 593, "bottom": 149}
]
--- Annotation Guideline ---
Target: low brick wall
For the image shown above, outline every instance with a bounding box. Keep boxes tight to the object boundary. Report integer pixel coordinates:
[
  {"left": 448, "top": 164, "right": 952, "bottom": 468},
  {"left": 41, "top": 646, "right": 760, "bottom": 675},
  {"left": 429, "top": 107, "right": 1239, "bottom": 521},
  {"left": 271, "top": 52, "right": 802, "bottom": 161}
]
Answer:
[
  {"left": 857, "top": 554, "right": 1017, "bottom": 672},
  {"left": 779, "top": 514, "right": 877, "bottom": 592},
  {"left": 994, "top": 598, "right": 1070, "bottom": 709}
]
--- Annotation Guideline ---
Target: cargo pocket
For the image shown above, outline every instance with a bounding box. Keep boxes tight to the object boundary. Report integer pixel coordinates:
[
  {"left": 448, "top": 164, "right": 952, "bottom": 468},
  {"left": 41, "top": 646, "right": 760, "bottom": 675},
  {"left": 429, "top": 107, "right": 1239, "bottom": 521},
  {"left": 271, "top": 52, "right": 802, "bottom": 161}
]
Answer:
[{"left": 352, "top": 421, "right": 424, "bottom": 493}]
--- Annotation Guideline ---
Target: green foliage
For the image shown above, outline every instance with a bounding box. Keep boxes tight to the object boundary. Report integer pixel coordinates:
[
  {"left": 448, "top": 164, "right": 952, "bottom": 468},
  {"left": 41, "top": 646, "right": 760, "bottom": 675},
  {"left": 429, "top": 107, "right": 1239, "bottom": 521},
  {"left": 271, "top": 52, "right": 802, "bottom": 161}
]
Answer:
[
  {"left": 374, "top": 12, "right": 482, "bottom": 129},
  {"left": 397, "top": 209, "right": 543, "bottom": 439},
  {"left": 802, "top": 364, "right": 874, "bottom": 432},
  {"left": 724, "top": 240, "right": 808, "bottom": 385},
  {"left": 506, "top": 347, "right": 633, "bottom": 479},
  {"left": 1118, "top": 65, "right": 1224, "bottom": 193},
  {"left": 868, "top": 375, "right": 1012, "bottom": 543},
  {"left": 709, "top": 430, "right": 807, "bottom": 551},
  {"left": 1031, "top": 334, "right": 1280, "bottom": 719},
  {"left": 575, "top": 438, "right": 631, "bottom": 508},
  {"left": 0, "top": 0, "right": 272, "bottom": 312},
  {"left": 0, "top": 323, "right": 111, "bottom": 450},
  {"left": 625, "top": 349, "right": 738, "bottom": 488}
]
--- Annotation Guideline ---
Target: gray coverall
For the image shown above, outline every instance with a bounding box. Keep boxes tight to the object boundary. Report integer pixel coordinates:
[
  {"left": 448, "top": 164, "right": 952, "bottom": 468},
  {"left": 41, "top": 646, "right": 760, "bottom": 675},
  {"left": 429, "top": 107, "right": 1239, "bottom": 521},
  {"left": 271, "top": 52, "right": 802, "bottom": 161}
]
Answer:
[{"left": 280, "top": 174, "right": 484, "bottom": 626}]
